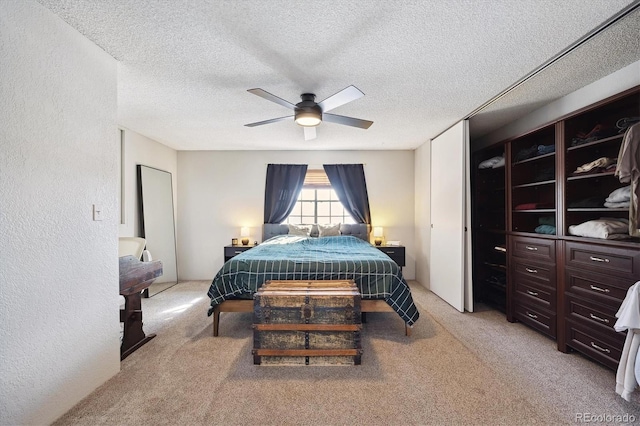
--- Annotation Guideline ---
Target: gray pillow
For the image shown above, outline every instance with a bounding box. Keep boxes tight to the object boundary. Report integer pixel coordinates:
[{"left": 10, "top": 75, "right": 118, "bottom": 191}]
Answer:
[
  {"left": 288, "top": 223, "right": 312, "bottom": 236},
  {"left": 318, "top": 223, "right": 340, "bottom": 237}
]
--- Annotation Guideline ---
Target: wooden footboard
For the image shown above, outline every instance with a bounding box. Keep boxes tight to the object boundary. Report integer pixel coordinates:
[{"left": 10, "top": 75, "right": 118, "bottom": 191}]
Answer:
[{"left": 212, "top": 299, "right": 411, "bottom": 337}]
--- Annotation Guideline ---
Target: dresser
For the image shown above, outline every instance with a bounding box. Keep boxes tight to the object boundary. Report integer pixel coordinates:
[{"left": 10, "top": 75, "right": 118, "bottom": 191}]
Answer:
[
  {"left": 509, "top": 235, "right": 558, "bottom": 339},
  {"left": 559, "top": 240, "right": 640, "bottom": 370}
]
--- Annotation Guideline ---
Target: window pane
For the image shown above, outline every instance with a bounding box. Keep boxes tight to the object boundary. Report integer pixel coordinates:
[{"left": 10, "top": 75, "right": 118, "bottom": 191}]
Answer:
[
  {"left": 330, "top": 201, "right": 343, "bottom": 215},
  {"left": 317, "top": 216, "right": 331, "bottom": 224},
  {"left": 288, "top": 216, "right": 302, "bottom": 225},
  {"left": 317, "top": 201, "right": 330, "bottom": 216},
  {"left": 300, "top": 189, "right": 315, "bottom": 201},
  {"left": 343, "top": 215, "right": 356, "bottom": 224},
  {"left": 290, "top": 202, "right": 302, "bottom": 216},
  {"left": 301, "top": 202, "right": 314, "bottom": 216},
  {"left": 330, "top": 189, "right": 339, "bottom": 200},
  {"left": 316, "top": 188, "right": 331, "bottom": 201},
  {"left": 302, "top": 216, "right": 314, "bottom": 224}
]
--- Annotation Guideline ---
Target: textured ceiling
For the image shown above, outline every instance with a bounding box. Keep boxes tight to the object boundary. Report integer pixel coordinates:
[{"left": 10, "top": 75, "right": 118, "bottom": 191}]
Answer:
[{"left": 37, "top": 0, "right": 639, "bottom": 151}]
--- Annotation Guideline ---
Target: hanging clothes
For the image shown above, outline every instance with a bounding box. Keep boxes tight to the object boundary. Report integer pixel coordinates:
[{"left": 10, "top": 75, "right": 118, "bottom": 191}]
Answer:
[
  {"left": 615, "top": 123, "right": 640, "bottom": 236},
  {"left": 615, "top": 281, "right": 640, "bottom": 402}
]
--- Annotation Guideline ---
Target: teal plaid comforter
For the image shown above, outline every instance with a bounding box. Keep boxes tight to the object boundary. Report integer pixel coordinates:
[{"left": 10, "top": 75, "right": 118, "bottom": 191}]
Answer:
[{"left": 207, "top": 235, "right": 419, "bottom": 326}]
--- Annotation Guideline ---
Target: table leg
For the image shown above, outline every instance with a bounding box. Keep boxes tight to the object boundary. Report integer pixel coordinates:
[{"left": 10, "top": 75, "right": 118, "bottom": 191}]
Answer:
[{"left": 120, "top": 291, "right": 156, "bottom": 360}]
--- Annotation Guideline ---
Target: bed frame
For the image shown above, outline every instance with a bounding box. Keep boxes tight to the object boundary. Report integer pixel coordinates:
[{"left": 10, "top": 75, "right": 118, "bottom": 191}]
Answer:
[
  {"left": 212, "top": 299, "right": 411, "bottom": 336},
  {"left": 211, "top": 223, "right": 411, "bottom": 336}
]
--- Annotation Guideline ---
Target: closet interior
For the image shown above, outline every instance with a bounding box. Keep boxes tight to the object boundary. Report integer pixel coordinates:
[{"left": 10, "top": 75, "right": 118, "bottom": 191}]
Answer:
[{"left": 471, "top": 86, "right": 640, "bottom": 370}]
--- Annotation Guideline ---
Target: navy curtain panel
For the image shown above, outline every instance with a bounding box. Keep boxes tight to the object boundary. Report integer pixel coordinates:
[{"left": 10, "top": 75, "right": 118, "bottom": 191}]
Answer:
[
  {"left": 263, "top": 164, "right": 308, "bottom": 223},
  {"left": 323, "top": 164, "right": 371, "bottom": 224}
]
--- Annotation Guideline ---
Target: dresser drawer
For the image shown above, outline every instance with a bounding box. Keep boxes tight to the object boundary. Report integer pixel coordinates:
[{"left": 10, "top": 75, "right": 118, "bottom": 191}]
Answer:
[
  {"left": 565, "top": 319, "right": 623, "bottom": 370},
  {"left": 565, "top": 241, "right": 640, "bottom": 279},
  {"left": 511, "top": 236, "right": 556, "bottom": 263},
  {"left": 513, "top": 301, "right": 556, "bottom": 338},
  {"left": 512, "top": 259, "right": 555, "bottom": 285},
  {"left": 565, "top": 294, "right": 624, "bottom": 344},
  {"left": 224, "top": 245, "right": 255, "bottom": 261},
  {"left": 564, "top": 267, "right": 634, "bottom": 308},
  {"left": 376, "top": 246, "right": 405, "bottom": 267},
  {"left": 513, "top": 277, "right": 555, "bottom": 310}
]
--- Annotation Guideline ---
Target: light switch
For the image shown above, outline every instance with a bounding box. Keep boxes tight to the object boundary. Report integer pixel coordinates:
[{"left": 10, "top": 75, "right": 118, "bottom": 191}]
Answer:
[{"left": 93, "top": 204, "right": 103, "bottom": 221}]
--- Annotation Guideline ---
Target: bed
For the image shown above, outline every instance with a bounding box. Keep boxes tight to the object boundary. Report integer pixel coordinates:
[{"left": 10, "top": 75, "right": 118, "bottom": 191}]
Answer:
[{"left": 207, "top": 223, "right": 420, "bottom": 335}]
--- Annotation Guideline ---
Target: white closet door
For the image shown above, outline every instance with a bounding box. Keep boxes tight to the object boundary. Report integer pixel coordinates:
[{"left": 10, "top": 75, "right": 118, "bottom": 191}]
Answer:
[{"left": 430, "top": 121, "right": 468, "bottom": 312}]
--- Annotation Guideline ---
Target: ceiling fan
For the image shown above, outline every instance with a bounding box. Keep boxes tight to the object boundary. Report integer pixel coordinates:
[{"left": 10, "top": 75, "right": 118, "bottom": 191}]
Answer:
[{"left": 244, "top": 85, "right": 373, "bottom": 141}]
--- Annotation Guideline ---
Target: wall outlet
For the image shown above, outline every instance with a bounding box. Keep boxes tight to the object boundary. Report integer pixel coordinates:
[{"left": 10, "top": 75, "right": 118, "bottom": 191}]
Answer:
[{"left": 93, "top": 204, "right": 103, "bottom": 221}]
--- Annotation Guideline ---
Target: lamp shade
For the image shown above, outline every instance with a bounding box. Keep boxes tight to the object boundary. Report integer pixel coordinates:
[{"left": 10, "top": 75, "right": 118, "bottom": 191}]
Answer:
[
  {"left": 241, "top": 227, "right": 250, "bottom": 237},
  {"left": 373, "top": 227, "right": 384, "bottom": 237}
]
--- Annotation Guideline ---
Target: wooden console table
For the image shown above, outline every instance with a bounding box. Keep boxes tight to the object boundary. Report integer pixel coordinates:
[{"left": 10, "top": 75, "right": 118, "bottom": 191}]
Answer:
[{"left": 119, "top": 255, "right": 163, "bottom": 360}]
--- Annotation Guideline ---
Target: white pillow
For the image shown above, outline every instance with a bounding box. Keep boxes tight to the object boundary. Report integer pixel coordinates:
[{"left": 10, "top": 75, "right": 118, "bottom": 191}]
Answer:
[
  {"left": 288, "top": 224, "right": 312, "bottom": 236},
  {"left": 318, "top": 223, "right": 340, "bottom": 237}
]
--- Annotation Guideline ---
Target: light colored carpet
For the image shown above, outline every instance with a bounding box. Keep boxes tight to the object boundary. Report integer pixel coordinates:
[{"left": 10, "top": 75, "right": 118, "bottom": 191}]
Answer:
[{"left": 54, "top": 281, "right": 639, "bottom": 425}]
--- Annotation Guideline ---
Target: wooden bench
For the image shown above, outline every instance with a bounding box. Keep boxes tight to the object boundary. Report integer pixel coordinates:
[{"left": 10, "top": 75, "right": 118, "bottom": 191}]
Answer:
[
  {"left": 212, "top": 297, "right": 411, "bottom": 337},
  {"left": 119, "top": 255, "right": 163, "bottom": 360}
]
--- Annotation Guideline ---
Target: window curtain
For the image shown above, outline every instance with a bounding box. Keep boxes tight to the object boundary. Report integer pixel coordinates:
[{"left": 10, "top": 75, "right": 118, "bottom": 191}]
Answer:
[
  {"left": 263, "top": 164, "right": 308, "bottom": 223},
  {"left": 323, "top": 164, "right": 371, "bottom": 224}
]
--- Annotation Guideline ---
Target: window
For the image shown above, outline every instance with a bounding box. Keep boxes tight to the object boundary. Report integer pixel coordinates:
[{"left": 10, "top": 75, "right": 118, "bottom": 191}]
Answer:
[{"left": 283, "top": 170, "right": 355, "bottom": 225}]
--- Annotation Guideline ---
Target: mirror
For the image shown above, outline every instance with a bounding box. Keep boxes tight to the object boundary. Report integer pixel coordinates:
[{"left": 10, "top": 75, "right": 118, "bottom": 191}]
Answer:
[{"left": 137, "top": 165, "right": 178, "bottom": 296}]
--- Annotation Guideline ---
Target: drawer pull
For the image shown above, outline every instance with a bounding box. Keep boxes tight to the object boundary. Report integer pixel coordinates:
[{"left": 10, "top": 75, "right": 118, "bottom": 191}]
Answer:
[
  {"left": 589, "top": 313, "right": 609, "bottom": 324},
  {"left": 589, "top": 285, "right": 610, "bottom": 294},
  {"left": 590, "top": 342, "right": 610, "bottom": 354},
  {"left": 525, "top": 246, "right": 538, "bottom": 251},
  {"left": 525, "top": 267, "right": 538, "bottom": 274},
  {"left": 386, "top": 251, "right": 395, "bottom": 254},
  {"left": 589, "top": 256, "right": 609, "bottom": 263},
  {"left": 526, "top": 290, "right": 539, "bottom": 296},
  {"left": 526, "top": 312, "right": 538, "bottom": 319},
  {"left": 234, "top": 251, "right": 242, "bottom": 254}
]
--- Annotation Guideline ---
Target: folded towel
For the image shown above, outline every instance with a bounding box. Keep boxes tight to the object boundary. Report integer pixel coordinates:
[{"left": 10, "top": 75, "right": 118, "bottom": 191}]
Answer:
[
  {"left": 478, "top": 155, "right": 503, "bottom": 169},
  {"left": 491, "top": 157, "right": 505, "bottom": 168},
  {"left": 606, "top": 186, "right": 631, "bottom": 203},
  {"left": 574, "top": 157, "right": 616, "bottom": 174},
  {"left": 568, "top": 218, "right": 629, "bottom": 239},
  {"left": 604, "top": 201, "right": 631, "bottom": 208},
  {"left": 534, "top": 225, "right": 556, "bottom": 235}
]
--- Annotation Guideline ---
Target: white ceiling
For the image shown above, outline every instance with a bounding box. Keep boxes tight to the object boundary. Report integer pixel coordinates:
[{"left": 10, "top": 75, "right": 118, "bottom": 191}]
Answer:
[{"left": 37, "top": 0, "right": 640, "bottom": 151}]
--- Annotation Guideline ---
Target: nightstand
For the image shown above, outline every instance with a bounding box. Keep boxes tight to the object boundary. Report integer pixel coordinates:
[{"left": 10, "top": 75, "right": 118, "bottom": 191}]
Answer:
[
  {"left": 224, "top": 244, "right": 255, "bottom": 262},
  {"left": 376, "top": 245, "right": 405, "bottom": 267}
]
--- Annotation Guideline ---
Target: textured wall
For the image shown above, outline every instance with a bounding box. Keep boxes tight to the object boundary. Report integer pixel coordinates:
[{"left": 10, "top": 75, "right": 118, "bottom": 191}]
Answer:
[
  {"left": 0, "top": 2, "right": 119, "bottom": 424},
  {"left": 177, "top": 150, "right": 416, "bottom": 280}
]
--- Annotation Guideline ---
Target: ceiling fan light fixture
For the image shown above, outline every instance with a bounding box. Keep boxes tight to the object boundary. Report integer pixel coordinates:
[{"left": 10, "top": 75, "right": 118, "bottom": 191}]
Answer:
[
  {"left": 295, "top": 112, "right": 321, "bottom": 127},
  {"left": 294, "top": 106, "right": 322, "bottom": 127}
]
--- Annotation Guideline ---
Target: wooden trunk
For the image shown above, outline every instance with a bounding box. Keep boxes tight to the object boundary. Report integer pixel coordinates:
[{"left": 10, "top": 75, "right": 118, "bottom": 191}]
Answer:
[{"left": 252, "top": 280, "right": 362, "bottom": 365}]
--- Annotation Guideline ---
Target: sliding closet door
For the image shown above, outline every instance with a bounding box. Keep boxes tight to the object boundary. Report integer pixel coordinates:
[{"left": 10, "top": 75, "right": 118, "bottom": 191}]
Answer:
[{"left": 430, "top": 121, "right": 469, "bottom": 312}]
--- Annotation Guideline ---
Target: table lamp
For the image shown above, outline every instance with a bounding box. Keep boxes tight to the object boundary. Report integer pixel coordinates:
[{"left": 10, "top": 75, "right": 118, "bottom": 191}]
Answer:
[
  {"left": 241, "top": 227, "right": 250, "bottom": 245},
  {"left": 373, "top": 227, "right": 384, "bottom": 246}
]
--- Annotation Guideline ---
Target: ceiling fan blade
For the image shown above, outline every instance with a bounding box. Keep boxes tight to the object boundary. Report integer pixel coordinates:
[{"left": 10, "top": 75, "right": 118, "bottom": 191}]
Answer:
[
  {"left": 323, "top": 113, "right": 373, "bottom": 129},
  {"left": 318, "top": 85, "right": 364, "bottom": 112},
  {"left": 304, "top": 126, "right": 317, "bottom": 141},
  {"left": 247, "top": 88, "right": 295, "bottom": 110},
  {"left": 244, "top": 115, "right": 293, "bottom": 127}
]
